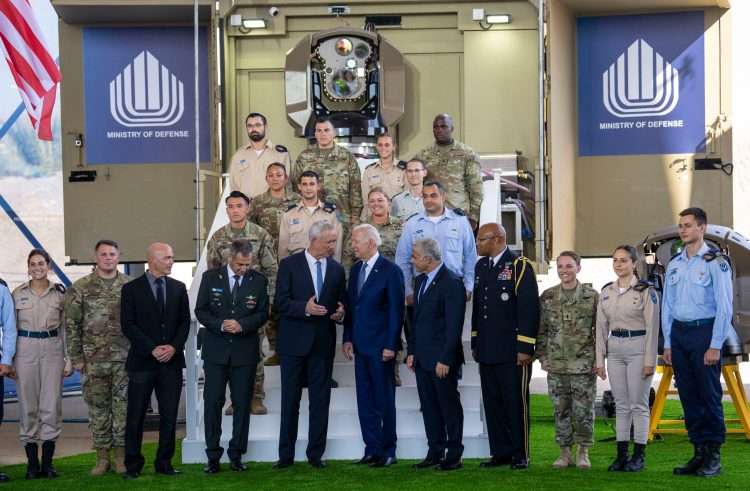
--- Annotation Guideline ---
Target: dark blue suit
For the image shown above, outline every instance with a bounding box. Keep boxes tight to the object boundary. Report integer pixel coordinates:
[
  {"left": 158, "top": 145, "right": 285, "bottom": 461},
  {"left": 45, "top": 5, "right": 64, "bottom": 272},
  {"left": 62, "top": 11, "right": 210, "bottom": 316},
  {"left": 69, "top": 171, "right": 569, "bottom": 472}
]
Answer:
[
  {"left": 344, "top": 254, "right": 405, "bottom": 459},
  {"left": 408, "top": 265, "right": 466, "bottom": 463},
  {"left": 275, "top": 252, "right": 346, "bottom": 463}
]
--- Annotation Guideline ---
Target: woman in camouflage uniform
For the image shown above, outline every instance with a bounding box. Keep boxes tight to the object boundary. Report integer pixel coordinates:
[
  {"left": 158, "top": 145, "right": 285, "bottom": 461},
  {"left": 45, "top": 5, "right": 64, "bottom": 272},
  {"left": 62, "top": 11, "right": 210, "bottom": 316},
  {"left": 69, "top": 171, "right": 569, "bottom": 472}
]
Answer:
[{"left": 536, "top": 251, "right": 599, "bottom": 469}]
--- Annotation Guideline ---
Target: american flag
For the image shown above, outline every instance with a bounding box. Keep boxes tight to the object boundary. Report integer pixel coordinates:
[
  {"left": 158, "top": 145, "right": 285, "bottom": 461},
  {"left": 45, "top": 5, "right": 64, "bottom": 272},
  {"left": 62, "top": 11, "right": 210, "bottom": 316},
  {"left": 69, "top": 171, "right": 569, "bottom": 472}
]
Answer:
[{"left": 0, "top": 0, "right": 61, "bottom": 141}]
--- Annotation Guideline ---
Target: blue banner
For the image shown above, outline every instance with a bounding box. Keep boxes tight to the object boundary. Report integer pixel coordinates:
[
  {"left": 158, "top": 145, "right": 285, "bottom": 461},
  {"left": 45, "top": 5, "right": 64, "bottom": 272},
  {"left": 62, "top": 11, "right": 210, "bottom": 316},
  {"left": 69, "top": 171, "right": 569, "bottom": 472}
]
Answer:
[
  {"left": 578, "top": 12, "right": 705, "bottom": 156},
  {"left": 83, "top": 27, "right": 210, "bottom": 164}
]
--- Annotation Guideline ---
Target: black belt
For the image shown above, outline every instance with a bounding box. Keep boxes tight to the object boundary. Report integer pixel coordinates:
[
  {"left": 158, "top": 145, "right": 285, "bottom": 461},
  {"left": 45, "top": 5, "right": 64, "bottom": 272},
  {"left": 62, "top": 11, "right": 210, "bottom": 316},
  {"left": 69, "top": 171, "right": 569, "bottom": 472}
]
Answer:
[
  {"left": 610, "top": 330, "right": 646, "bottom": 338},
  {"left": 17, "top": 329, "right": 58, "bottom": 339},
  {"left": 673, "top": 318, "right": 714, "bottom": 328}
]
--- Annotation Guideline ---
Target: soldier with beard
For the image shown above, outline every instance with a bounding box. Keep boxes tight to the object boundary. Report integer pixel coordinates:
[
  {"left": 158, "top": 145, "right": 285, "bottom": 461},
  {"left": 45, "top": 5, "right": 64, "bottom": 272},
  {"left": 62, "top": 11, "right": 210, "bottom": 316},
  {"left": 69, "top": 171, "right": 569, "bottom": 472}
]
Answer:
[{"left": 229, "top": 112, "right": 291, "bottom": 198}]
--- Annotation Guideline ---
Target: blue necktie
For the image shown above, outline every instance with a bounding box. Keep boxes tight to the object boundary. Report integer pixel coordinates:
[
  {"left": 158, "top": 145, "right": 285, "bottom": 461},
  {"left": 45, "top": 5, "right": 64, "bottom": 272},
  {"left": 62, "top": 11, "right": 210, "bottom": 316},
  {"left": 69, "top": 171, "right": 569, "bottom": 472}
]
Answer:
[
  {"left": 417, "top": 275, "right": 427, "bottom": 303},
  {"left": 357, "top": 262, "right": 368, "bottom": 296},
  {"left": 315, "top": 261, "right": 324, "bottom": 300}
]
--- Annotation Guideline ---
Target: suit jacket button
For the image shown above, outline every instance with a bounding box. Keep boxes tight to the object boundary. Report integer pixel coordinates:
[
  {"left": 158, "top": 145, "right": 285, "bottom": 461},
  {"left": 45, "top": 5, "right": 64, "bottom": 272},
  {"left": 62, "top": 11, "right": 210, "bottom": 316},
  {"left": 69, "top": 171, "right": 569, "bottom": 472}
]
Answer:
[{"left": 484, "top": 315, "right": 487, "bottom": 319}]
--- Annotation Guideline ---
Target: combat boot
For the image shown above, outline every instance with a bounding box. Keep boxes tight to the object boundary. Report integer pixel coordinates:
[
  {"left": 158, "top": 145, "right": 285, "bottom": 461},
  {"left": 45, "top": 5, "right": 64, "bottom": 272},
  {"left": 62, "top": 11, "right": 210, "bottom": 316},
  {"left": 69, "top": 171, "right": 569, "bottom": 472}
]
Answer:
[
  {"left": 24, "top": 443, "right": 40, "bottom": 479},
  {"left": 113, "top": 447, "right": 127, "bottom": 474},
  {"left": 251, "top": 398, "right": 268, "bottom": 415},
  {"left": 624, "top": 443, "right": 646, "bottom": 472},
  {"left": 673, "top": 443, "right": 704, "bottom": 475},
  {"left": 40, "top": 441, "right": 58, "bottom": 478},
  {"left": 552, "top": 446, "right": 572, "bottom": 468},
  {"left": 576, "top": 446, "right": 591, "bottom": 469},
  {"left": 695, "top": 443, "right": 721, "bottom": 478},
  {"left": 608, "top": 441, "right": 629, "bottom": 471},
  {"left": 90, "top": 448, "right": 111, "bottom": 476}
]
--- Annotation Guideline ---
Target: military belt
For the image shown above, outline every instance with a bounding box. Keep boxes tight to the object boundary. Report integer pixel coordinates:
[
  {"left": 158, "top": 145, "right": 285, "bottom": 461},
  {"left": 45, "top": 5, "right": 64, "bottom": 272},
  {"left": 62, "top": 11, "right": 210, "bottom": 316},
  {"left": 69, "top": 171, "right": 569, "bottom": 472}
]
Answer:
[
  {"left": 673, "top": 318, "right": 714, "bottom": 328},
  {"left": 17, "top": 329, "right": 58, "bottom": 339},
  {"left": 610, "top": 329, "right": 646, "bottom": 338}
]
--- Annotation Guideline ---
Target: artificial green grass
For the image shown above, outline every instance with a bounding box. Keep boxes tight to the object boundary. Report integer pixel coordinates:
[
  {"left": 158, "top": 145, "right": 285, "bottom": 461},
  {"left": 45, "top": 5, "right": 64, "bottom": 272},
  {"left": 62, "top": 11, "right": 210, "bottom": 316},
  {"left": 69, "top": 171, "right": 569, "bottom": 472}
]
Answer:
[{"left": 3, "top": 395, "right": 750, "bottom": 490}]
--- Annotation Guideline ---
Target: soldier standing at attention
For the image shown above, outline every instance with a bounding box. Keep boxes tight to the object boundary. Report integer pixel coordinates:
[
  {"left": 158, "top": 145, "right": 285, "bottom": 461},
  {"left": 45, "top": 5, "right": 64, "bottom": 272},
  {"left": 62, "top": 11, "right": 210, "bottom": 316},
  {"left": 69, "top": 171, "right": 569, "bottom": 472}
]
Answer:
[
  {"left": 663, "top": 207, "right": 735, "bottom": 478},
  {"left": 536, "top": 251, "right": 598, "bottom": 470},
  {"left": 390, "top": 158, "right": 427, "bottom": 221},
  {"left": 278, "top": 170, "right": 344, "bottom": 262},
  {"left": 291, "top": 117, "right": 362, "bottom": 265},
  {"left": 415, "top": 114, "right": 483, "bottom": 228},
  {"left": 206, "top": 190, "right": 277, "bottom": 415},
  {"left": 249, "top": 162, "right": 300, "bottom": 366},
  {"left": 472, "top": 223, "right": 539, "bottom": 470},
  {"left": 13, "top": 249, "right": 72, "bottom": 479},
  {"left": 229, "top": 112, "right": 291, "bottom": 198},
  {"left": 65, "top": 240, "right": 132, "bottom": 475},
  {"left": 360, "top": 133, "right": 405, "bottom": 220}
]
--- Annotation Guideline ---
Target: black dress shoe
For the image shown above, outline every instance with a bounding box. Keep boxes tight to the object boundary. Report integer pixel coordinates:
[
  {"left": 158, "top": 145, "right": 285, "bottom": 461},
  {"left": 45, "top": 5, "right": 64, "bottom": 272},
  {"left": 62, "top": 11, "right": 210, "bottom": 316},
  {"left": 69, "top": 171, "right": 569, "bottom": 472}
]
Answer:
[
  {"left": 123, "top": 471, "right": 140, "bottom": 480},
  {"left": 230, "top": 460, "right": 248, "bottom": 472},
  {"left": 273, "top": 460, "right": 294, "bottom": 469},
  {"left": 309, "top": 460, "right": 327, "bottom": 469},
  {"left": 480, "top": 456, "right": 512, "bottom": 468},
  {"left": 510, "top": 457, "right": 529, "bottom": 470},
  {"left": 155, "top": 467, "right": 181, "bottom": 476},
  {"left": 438, "top": 460, "right": 463, "bottom": 471},
  {"left": 371, "top": 457, "right": 398, "bottom": 468},
  {"left": 413, "top": 457, "right": 442, "bottom": 469},
  {"left": 353, "top": 455, "right": 378, "bottom": 465},
  {"left": 330, "top": 379, "right": 339, "bottom": 388},
  {"left": 204, "top": 461, "right": 220, "bottom": 474}
]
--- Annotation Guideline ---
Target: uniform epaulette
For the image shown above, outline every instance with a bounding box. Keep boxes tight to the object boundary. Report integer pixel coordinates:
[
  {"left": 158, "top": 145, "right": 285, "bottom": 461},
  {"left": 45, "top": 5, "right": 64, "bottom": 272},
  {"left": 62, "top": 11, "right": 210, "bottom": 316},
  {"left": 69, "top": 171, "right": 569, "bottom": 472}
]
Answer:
[
  {"left": 452, "top": 208, "right": 466, "bottom": 216},
  {"left": 391, "top": 190, "right": 405, "bottom": 199},
  {"left": 0, "top": 277, "right": 6, "bottom": 287},
  {"left": 633, "top": 280, "right": 652, "bottom": 292},
  {"left": 397, "top": 160, "right": 407, "bottom": 170},
  {"left": 55, "top": 283, "right": 67, "bottom": 294},
  {"left": 365, "top": 161, "right": 378, "bottom": 169},
  {"left": 323, "top": 202, "right": 337, "bottom": 213},
  {"left": 405, "top": 212, "right": 419, "bottom": 222},
  {"left": 512, "top": 255, "right": 528, "bottom": 265},
  {"left": 669, "top": 251, "right": 682, "bottom": 262},
  {"left": 702, "top": 248, "right": 725, "bottom": 262},
  {"left": 275, "top": 144, "right": 288, "bottom": 153},
  {"left": 286, "top": 203, "right": 298, "bottom": 211},
  {"left": 602, "top": 281, "right": 614, "bottom": 290}
]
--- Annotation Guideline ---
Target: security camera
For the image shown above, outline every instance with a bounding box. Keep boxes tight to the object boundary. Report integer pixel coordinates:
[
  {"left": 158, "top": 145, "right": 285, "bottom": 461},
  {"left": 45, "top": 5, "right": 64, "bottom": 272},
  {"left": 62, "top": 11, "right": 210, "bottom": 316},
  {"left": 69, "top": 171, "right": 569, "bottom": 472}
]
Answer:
[{"left": 268, "top": 7, "right": 280, "bottom": 17}]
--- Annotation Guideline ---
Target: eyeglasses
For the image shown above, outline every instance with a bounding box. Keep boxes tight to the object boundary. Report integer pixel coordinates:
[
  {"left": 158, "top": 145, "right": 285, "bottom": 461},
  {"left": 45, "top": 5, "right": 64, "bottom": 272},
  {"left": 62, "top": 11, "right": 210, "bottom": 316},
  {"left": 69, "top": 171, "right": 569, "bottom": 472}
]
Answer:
[{"left": 477, "top": 235, "right": 498, "bottom": 242}]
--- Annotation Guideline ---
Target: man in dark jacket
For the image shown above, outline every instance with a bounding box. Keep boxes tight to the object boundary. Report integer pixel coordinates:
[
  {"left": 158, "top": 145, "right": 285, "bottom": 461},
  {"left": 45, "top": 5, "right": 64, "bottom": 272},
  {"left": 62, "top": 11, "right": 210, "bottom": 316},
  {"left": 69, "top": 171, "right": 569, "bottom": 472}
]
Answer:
[{"left": 195, "top": 239, "right": 269, "bottom": 473}]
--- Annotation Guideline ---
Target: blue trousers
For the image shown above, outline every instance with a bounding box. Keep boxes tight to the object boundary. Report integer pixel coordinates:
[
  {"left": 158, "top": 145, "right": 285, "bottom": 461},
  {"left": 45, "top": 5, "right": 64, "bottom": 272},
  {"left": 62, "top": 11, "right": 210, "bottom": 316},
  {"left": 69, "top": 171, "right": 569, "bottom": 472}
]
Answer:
[
  {"left": 671, "top": 320, "right": 725, "bottom": 444},
  {"left": 355, "top": 354, "right": 397, "bottom": 458}
]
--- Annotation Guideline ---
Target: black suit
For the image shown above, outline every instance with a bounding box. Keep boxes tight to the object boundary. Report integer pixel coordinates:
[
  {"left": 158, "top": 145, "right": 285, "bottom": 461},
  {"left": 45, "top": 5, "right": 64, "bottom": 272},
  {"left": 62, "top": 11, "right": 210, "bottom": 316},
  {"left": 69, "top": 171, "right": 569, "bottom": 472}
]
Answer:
[
  {"left": 195, "top": 266, "right": 269, "bottom": 463},
  {"left": 275, "top": 251, "right": 346, "bottom": 463},
  {"left": 471, "top": 250, "right": 539, "bottom": 462},
  {"left": 121, "top": 273, "right": 190, "bottom": 473},
  {"left": 408, "top": 265, "right": 466, "bottom": 463}
]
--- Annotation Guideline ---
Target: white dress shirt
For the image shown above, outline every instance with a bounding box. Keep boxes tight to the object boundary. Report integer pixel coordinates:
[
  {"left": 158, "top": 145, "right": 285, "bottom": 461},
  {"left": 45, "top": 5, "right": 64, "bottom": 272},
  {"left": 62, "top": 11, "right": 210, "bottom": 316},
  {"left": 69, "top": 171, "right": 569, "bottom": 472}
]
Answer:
[
  {"left": 227, "top": 265, "right": 243, "bottom": 289},
  {"left": 360, "top": 251, "right": 380, "bottom": 284},
  {"left": 491, "top": 247, "right": 508, "bottom": 268},
  {"left": 305, "top": 250, "right": 327, "bottom": 299}
]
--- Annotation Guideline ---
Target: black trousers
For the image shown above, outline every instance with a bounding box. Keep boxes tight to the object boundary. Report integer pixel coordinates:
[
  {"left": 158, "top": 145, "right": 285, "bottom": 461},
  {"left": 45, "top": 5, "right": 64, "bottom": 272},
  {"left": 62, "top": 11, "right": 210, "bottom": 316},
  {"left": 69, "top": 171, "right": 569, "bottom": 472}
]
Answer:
[
  {"left": 479, "top": 362, "right": 531, "bottom": 460},
  {"left": 203, "top": 361, "right": 256, "bottom": 462},
  {"left": 415, "top": 363, "right": 464, "bottom": 462},
  {"left": 278, "top": 353, "right": 333, "bottom": 462},
  {"left": 125, "top": 366, "right": 182, "bottom": 473}
]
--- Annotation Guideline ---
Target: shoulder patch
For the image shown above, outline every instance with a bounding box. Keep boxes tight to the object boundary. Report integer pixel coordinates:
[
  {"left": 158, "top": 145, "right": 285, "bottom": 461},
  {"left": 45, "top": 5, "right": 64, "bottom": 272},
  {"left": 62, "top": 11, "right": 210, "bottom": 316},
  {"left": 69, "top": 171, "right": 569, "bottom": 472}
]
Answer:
[
  {"left": 452, "top": 208, "right": 466, "bottom": 216},
  {"left": 323, "top": 202, "right": 337, "bottom": 213},
  {"left": 397, "top": 160, "right": 407, "bottom": 170},
  {"left": 55, "top": 283, "right": 67, "bottom": 294},
  {"left": 633, "top": 280, "right": 652, "bottom": 292},
  {"left": 602, "top": 281, "right": 614, "bottom": 290},
  {"left": 275, "top": 144, "right": 288, "bottom": 153},
  {"left": 718, "top": 259, "right": 730, "bottom": 273}
]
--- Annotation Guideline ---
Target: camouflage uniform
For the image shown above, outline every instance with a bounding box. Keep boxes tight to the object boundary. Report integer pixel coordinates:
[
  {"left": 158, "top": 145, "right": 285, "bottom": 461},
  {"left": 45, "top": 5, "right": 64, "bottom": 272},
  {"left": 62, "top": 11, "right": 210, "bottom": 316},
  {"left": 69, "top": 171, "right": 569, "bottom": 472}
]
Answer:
[
  {"left": 367, "top": 216, "right": 403, "bottom": 263},
  {"left": 248, "top": 189, "right": 300, "bottom": 352},
  {"left": 206, "top": 221, "right": 278, "bottom": 402},
  {"left": 291, "top": 144, "right": 362, "bottom": 267},
  {"left": 537, "top": 282, "right": 599, "bottom": 448},
  {"left": 415, "top": 141, "right": 483, "bottom": 224},
  {"left": 64, "top": 272, "right": 132, "bottom": 449}
]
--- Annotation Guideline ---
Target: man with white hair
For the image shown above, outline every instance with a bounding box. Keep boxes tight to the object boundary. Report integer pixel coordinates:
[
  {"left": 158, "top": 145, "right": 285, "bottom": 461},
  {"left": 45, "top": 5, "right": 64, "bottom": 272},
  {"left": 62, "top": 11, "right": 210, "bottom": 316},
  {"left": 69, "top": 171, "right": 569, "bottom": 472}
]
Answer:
[{"left": 343, "top": 225, "right": 405, "bottom": 467}]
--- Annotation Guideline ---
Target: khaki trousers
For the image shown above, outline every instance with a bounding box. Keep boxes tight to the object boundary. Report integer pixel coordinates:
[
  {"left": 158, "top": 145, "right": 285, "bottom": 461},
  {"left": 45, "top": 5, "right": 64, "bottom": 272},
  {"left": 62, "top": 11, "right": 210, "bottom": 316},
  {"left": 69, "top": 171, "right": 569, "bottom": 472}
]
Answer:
[{"left": 606, "top": 335, "right": 653, "bottom": 444}]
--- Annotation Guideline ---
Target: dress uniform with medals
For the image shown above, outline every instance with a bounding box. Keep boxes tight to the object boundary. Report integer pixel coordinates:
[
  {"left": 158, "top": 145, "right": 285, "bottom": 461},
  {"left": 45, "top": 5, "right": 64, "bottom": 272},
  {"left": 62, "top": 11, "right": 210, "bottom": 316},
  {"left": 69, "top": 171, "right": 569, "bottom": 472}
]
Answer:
[{"left": 471, "top": 248, "right": 539, "bottom": 468}]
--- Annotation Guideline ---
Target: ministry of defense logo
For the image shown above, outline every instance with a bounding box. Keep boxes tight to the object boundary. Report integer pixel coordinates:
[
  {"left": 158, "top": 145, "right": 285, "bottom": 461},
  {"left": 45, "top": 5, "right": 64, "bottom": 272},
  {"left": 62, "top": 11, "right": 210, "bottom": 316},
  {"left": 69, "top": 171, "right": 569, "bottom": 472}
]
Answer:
[
  {"left": 109, "top": 50, "right": 184, "bottom": 127},
  {"left": 602, "top": 39, "right": 679, "bottom": 118}
]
